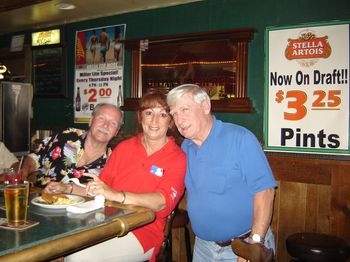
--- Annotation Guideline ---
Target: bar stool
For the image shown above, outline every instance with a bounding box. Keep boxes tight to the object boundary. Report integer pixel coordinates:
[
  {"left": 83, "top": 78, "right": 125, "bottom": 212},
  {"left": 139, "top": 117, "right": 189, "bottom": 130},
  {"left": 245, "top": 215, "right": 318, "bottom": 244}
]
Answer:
[
  {"left": 156, "top": 208, "right": 192, "bottom": 262},
  {"left": 286, "top": 232, "right": 350, "bottom": 262},
  {"left": 156, "top": 210, "right": 176, "bottom": 262},
  {"left": 171, "top": 208, "right": 192, "bottom": 262}
]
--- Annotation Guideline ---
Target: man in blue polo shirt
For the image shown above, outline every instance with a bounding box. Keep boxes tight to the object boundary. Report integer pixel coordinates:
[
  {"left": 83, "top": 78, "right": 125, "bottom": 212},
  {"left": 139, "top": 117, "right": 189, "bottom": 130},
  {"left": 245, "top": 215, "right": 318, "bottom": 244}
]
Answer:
[{"left": 167, "top": 84, "right": 277, "bottom": 261}]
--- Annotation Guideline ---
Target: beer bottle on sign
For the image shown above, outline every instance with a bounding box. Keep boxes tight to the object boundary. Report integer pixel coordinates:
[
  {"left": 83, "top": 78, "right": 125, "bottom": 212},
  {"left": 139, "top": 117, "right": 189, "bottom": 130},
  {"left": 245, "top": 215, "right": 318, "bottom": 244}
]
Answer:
[
  {"left": 75, "top": 87, "right": 81, "bottom": 111},
  {"left": 117, "top": 85, "right": 123, "bottom": 106}
]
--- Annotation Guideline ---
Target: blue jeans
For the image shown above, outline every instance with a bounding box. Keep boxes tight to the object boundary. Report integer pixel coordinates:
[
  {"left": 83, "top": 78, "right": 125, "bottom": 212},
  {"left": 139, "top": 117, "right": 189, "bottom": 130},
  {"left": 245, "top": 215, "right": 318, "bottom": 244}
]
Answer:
[{"left": 193, "top": 228, "right": 275, "bottom": 262}]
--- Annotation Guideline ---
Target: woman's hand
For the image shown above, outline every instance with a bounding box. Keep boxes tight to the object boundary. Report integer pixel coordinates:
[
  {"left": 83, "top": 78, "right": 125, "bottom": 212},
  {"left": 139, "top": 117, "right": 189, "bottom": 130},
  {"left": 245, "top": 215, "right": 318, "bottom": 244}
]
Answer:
[
  {"left": 84, "top": 173, "right": 116, "bottom": 200},
  {"left": 44, "top": 181, "right": 71, "bottom": 194}
]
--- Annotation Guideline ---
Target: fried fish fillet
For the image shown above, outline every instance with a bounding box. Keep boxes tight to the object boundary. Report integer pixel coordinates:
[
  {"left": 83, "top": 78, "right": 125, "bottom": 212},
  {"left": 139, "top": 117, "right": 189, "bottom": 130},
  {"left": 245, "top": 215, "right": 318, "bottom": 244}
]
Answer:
[{"left": 41, "top": 192, "right": 69, "bottom": 204}]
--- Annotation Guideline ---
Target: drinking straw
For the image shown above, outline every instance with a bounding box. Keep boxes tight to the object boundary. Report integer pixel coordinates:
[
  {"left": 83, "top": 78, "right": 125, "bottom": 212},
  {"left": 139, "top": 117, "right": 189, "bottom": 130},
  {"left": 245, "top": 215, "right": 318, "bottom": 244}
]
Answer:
[{"left": 17, "top": 156, "right": 24, "bottom": 174}]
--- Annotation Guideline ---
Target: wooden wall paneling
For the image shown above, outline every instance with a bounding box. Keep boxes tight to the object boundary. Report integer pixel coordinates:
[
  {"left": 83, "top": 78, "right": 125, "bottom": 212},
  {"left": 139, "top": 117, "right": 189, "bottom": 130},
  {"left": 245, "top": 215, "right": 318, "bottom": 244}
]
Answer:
[
  {"left": 172, "top": 226, "right": 194, "bottom": 262},
  {"left": 268, "top": 155, "right": 332, "bottom": 185},
  {"left": 331, "top": 166, "right": 350, "bottom": 242},
  {"left": 276, "top": 181, "right": 308, "bottom": 262},
  {"left": 268, "top": 155, "right": 350, "bottom": 261},
  {"left": 315, "top": 184, "right": 331, "bottom": 233},
  {"left": 304, "top": 184, "right": 331, "bottom": 233},
  {"left": 275, "top": 181, "right": 332, "bottom": 261},
  {"left": 305, "top": 184, "right": 318, "bottom": 232}
]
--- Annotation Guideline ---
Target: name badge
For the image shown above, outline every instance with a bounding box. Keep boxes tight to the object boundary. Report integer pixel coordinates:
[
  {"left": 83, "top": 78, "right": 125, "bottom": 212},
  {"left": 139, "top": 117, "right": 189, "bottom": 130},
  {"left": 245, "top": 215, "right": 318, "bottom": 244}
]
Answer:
[{"left": 150, "top": 165, "right": 163, "bottom": 177}]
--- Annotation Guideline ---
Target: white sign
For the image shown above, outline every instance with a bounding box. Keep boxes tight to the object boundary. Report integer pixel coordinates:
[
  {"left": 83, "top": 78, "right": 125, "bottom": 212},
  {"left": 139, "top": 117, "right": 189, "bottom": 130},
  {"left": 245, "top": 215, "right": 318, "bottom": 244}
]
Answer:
[
  {"left": 10, "top": 35, "right": 25, "bottom": 52},
  {"left": 74, "top": 24, "right": 126, "bottom": 123},
  {"left": 264, "top": 22, "right": 350, "bottom": 154}
]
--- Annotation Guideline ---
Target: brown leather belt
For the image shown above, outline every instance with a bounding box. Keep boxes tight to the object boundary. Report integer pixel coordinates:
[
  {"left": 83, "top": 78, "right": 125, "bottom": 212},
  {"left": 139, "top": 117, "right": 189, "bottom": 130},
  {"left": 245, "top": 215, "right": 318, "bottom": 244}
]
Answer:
[{"left": 216, "top": 230, "right": 251, "bottom": 247}]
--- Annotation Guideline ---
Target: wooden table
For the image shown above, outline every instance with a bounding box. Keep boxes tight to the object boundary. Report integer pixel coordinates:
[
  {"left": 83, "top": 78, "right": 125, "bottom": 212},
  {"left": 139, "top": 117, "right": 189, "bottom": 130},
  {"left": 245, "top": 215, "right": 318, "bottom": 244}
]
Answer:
[{"left": 0, "top": 190, "right": 155, "bottom": 262}]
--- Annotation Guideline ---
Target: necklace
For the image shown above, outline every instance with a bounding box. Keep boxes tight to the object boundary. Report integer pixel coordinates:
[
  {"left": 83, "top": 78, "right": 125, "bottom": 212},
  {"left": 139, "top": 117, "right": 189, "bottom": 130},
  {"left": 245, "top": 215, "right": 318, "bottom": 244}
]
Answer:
[{"left": 77, "top": 149, "right": 105, "bottom": 167}]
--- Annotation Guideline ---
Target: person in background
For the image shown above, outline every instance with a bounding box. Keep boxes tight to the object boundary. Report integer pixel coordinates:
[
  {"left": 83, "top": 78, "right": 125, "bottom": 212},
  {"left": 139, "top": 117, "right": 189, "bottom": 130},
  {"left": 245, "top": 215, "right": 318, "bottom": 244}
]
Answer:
[
  {"left": 99, "top": 28, "right": 110, "bottom": 63},
  {"left": 0, "top": 142, "right": 19, "bottom": 182},
  {"left": 46, "top": 90, "right": 186, "bottom": 262},
  {"left": 17, "top": 103, "right": 123, "bottom": 189},
  {"left": 0, "top": 142, "right": 18, "bottom": 170},
  {"left": 167, "top": 84, "right": 277, "bottom": 262},
  {"left": 88, "top": 30, "right": 98, "bottom": 64},
  {"left": 113, "top": 27, "right": 123, "bottom": 62}
]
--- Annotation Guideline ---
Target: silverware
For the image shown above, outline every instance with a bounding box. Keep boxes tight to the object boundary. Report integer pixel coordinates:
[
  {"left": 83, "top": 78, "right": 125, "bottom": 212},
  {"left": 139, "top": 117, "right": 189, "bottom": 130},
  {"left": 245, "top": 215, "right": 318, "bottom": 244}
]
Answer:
[
  {"left": 67, "top": 178, "right": 86, "bottom": 188},
  {"left": 66, "top": 178, "right": 96, "bottom": 197}
]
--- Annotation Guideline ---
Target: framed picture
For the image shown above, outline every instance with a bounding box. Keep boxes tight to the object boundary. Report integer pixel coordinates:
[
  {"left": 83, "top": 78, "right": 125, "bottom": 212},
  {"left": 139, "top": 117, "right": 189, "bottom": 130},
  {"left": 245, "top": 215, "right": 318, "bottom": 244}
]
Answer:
[
  {"left": 10, "top": 34, "right": 25, "bottom": 52},
  {"left": 32, "top": 47, "right": 67, "bottom": 97}
]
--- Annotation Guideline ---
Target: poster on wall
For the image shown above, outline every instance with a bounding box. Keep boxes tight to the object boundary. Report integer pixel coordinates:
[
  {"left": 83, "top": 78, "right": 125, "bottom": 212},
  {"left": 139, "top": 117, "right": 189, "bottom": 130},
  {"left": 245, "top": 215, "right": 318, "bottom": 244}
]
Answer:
[
  {"left": 264, "top": 21, "right": 350, "bottom": 155},
  {"left": 74, "top": 24, "right": 126, "bottom": 123}
]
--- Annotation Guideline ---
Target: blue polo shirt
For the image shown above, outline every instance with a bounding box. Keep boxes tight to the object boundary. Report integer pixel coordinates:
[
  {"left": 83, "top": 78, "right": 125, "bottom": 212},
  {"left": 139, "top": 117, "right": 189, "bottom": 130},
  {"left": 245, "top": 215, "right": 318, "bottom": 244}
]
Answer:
[{"left": 182, "top": 116, "right": 276, "bottom": 242}]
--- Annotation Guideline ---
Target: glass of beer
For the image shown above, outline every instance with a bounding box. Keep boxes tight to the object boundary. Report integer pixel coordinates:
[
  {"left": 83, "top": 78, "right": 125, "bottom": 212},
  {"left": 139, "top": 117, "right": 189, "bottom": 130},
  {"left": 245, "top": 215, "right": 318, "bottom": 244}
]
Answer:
[{"left": 4, "top": 182, "right": 29, "bottom": 226}]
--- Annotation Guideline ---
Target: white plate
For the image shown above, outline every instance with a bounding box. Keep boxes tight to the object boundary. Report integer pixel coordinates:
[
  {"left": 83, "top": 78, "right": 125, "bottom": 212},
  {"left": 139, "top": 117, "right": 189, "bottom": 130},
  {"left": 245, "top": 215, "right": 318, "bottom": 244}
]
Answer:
[{"left": 31, "top": 195, "right": 85, "bottom": 209}]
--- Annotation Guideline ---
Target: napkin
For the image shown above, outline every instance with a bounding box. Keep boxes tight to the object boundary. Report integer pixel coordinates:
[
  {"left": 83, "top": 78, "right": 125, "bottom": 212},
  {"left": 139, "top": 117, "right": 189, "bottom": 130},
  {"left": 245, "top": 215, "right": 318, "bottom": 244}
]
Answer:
[{"left": 66, "top": 195, "right": 105, "bottom": 214}]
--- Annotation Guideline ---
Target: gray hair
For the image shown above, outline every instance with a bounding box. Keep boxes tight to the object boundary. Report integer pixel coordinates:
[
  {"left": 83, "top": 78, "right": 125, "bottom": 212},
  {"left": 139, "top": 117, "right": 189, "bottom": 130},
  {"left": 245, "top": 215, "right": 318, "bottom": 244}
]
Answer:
[
  {"left": 167, "top": 84, "right": 210, "bottom": 107},
  {"left": 92, "top": 103, "right": 124, "bottom": 128}
]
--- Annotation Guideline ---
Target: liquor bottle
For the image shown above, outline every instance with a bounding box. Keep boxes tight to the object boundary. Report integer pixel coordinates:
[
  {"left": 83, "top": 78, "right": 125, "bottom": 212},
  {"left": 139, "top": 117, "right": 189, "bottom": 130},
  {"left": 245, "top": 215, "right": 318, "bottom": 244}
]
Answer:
[
  {"left": 75, "top": 87, "right": 81, "bottom": 111},
  {"left": 117, "top": 85, "right": 123, "bottom": 106}
]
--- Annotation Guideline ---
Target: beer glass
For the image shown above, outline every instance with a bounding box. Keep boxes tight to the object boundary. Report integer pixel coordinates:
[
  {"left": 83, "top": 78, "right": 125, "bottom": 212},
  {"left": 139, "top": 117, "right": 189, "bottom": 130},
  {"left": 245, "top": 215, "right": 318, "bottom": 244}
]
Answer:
[{"left": 4, "top": 182, "right": 29, "bottom": 226}]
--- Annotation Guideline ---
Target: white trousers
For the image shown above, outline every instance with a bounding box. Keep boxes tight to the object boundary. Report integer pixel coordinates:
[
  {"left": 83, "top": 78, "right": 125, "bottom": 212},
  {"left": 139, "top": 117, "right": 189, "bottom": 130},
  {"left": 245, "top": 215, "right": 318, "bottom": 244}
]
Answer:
[{"left": 64, "top": 232, "right": 154, "bottom": 262}]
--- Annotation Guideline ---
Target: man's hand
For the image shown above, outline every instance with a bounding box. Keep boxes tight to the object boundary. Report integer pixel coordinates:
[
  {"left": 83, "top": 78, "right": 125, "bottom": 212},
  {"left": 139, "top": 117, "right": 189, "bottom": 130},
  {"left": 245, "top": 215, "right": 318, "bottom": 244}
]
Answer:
[
  {"left": 84, "top": 173, "right": 115, "bottom": 200},
  {"left": 44, "top": 181, "right": 71, "bottom": 194}
]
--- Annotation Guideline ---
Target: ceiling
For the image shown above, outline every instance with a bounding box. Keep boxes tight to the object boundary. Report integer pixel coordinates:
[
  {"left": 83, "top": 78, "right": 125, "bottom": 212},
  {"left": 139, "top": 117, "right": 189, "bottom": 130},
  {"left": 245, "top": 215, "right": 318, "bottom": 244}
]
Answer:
[{"left": 0, "top": 0, "right": 201, "bottom": 36}]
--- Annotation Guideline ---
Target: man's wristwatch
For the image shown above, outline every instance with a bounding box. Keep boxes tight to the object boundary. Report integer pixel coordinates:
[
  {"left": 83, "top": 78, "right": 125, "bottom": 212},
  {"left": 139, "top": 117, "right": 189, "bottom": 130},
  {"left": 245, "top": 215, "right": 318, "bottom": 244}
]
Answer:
[{"left": 249, "top": 233, "right": 265, "bottom": 244}]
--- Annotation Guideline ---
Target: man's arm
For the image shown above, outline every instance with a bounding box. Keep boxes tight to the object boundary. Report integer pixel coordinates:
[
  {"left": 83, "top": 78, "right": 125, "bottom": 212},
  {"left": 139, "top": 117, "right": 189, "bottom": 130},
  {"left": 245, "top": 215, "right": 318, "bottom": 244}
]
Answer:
[
  {"left": 250, "top": 188, "right": 275, "bottom": 241},
  {"left": 11, "top": 156, "right": 37, "bottom": 180}
]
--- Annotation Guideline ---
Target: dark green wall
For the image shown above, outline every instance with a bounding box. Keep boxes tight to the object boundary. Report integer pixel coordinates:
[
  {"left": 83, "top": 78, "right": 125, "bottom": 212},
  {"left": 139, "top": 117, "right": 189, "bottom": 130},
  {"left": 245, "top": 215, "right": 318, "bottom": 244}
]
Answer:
[{"left": 2, "top": 0, "right": 350, "bottom": 136}]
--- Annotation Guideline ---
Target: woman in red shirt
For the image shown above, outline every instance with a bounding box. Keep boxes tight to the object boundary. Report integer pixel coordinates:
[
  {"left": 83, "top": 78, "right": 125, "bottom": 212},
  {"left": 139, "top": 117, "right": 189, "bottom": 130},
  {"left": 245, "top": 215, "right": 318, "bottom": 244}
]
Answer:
[{"left": 65, "top": 90, "right": 186, "bottom": 261}]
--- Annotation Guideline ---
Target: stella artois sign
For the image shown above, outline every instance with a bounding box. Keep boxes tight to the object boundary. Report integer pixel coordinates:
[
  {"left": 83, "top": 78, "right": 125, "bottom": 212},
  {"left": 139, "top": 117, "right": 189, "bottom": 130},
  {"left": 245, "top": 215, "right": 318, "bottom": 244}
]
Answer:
[
  {"left": 285, "top": 33, "right": 332, "bottom": 60},
  {"left": 265, "top": 21, "right": 350, "bottom": 155}
]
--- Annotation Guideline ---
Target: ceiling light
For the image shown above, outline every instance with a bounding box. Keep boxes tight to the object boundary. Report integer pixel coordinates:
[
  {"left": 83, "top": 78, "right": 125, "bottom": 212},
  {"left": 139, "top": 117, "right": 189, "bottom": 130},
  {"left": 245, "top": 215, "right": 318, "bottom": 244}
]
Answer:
[{"left": 55, "top": 3, "right": 76, "bottom": 10}]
